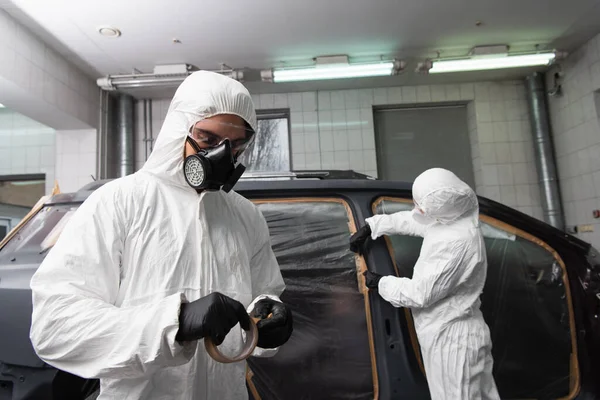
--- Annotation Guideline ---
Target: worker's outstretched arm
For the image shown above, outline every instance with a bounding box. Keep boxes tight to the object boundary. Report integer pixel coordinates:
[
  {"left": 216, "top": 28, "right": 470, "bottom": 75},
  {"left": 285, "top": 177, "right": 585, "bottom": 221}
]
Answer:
[
  {"left": 366, "top": 211, "right": 427, "bottom": 239},
  {"left": 378, "top": 239, "right": 467, "bottom": 309}
]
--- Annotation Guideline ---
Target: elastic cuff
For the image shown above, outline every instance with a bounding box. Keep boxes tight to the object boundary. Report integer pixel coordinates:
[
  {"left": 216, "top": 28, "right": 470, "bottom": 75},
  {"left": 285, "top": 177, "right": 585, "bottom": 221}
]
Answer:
[
  {"left": 365, "top": 217, "right": 378, "bottom": 240},
  {"left": 377, "top": 276, "right": 392, "bottom": 298},
  {"left": 246, "top": 294, "right": 282, "bottom": 314},
  {"left": 166, "top": 293, "right": 197, "bottom": 361}
]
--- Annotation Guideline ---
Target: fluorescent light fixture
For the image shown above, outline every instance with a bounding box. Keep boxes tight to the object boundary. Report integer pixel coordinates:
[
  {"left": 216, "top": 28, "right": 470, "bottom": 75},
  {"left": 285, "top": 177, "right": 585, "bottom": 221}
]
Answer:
[
  {"left": 429, "top": 52, "right": 556, "bottom": 73},
  {"left": 270, "top": 62, "right": 398, "bottom": 83}
]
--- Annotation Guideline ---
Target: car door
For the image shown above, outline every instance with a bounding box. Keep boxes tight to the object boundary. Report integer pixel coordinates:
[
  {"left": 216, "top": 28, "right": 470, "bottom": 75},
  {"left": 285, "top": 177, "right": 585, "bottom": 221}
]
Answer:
[
  {"left": 369, "top": 196, "right": 596, "bottom": 400},
  {"left": 245, "top": 197, "right": 378, "bottom": 400}
]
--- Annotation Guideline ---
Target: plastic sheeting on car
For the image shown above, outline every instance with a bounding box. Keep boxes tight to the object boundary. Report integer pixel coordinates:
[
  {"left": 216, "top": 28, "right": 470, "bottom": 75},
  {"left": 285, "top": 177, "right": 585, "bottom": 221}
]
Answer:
[
  {"left": 375, "top": 199, "right": 575, "bottom": 399},
  {"left": 247, "top": 200, "right": 375, "bottom": 400}
]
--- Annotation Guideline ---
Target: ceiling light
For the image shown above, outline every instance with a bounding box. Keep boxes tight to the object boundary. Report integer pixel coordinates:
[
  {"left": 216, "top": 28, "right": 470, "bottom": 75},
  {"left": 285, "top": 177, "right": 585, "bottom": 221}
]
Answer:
[
  {"left": 428, "top": 52, "right": 557, "bottom": 73},
  {"left": 0, "top": 103, "right": 5, "bottom": 108},
  {"left": 262, "top": 56, "right": 405, "bottom": 83},
  {"left": 98, "top": 26, "right": 121, "bottom": 38},
  {"left": 96, "top": 64, "right": 244, "bottom": 91}
]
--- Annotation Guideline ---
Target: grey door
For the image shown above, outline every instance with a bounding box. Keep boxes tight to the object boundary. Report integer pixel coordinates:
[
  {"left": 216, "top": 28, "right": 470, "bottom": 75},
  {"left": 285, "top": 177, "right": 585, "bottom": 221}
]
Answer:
[{"left": 374, "top": 105, "right": 475, "bottom": 187}]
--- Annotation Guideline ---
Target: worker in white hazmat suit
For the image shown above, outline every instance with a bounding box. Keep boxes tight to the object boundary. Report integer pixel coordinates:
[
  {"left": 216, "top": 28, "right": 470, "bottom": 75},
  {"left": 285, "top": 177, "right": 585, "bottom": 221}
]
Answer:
[
  {"left": 29, "top": 71, "right": 293, "bottom": 399},
  {"left": 349, "top": 168, "right": 500, "bottom": 400}
]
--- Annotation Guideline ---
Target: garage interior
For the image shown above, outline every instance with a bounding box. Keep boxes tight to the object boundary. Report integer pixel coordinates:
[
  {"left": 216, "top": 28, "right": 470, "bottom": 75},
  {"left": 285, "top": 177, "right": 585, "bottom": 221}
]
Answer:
[{"left": 0, "top": 0, "right": 600, "bottom": 249}]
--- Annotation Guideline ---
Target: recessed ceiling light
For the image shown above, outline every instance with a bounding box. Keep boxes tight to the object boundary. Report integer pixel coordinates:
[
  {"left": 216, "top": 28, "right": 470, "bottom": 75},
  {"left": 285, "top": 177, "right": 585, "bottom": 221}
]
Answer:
[{"left": 98, "top": 26, "right": 121, "bottom": 38}]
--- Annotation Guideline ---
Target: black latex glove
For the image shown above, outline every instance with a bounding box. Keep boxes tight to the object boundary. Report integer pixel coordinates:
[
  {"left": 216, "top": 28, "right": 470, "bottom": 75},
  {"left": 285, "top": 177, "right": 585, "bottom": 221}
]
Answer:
[
  {"left": 250, "top": 298, "right": 293, "bottom": 349},
  {"left": 363, "top": 270, "right": 383, "bottom": 290},
  {"left": 349, "top": 223, "right": 372, "bottom": 255},
  {"left": 176, "top": 292, "right": 251, "bottom": 346}
]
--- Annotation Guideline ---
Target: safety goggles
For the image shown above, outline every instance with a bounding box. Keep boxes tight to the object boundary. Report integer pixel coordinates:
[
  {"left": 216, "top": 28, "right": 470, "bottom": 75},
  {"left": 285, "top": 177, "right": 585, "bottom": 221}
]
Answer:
[
  {"left": 188, "top": 121, "right": 255, "bottom": 155},
  {"left": 413, "top": 199, "right": 424, "bottom": 213}
]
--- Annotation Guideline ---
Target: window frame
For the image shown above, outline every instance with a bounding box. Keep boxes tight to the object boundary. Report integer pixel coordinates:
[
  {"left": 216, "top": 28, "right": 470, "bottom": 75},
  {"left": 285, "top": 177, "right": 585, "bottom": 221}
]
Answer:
[
  {"left": 0, "top": 173, "right": 46, "bottom": 183},
  {"left": 371, "top": 196, "right": 580, "bottom": 399},
  {"left": 242, "top": 109, "right": 292, "bottom": 173}
]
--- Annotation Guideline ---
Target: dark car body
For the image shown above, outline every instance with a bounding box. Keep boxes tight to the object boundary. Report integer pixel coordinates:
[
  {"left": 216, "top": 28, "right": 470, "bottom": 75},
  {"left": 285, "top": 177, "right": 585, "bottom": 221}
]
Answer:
[{"left": 0, "top": 173, "right": 599, "bottom": 400}]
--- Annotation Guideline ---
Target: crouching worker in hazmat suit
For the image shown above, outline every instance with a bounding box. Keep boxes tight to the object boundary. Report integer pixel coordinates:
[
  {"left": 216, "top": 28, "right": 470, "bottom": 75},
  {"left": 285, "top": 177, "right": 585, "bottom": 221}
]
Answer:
[
  {"left": 349, "top": 168, "right": 500, "bottom": 400},
  {"left": 29, "top": 71, "right": 293, "bottom": 399}
]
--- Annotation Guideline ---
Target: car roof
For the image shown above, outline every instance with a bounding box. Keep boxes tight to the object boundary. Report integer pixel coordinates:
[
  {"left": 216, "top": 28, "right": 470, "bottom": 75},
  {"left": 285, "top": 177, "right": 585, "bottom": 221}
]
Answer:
[
  {"left": 46, "top": 170, "right": 415, "bottom": 204},
  {"left": 40, "top": 170, "right": 592, "bottom": 253},
  {"left": 46, "top": 179, "right": 414, "bottom": 204}
]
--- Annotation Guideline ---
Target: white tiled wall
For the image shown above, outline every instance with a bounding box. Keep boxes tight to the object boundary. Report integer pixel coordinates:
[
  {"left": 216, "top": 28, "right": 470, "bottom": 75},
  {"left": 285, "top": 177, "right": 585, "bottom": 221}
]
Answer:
[
  {"left": 55, "top": 129, "right": 97, "bottom": 193},
  {"left": 136, "top": 80, "right": 543, "bottom": 219},
  {"left": 547, "top": 33, "right": 600, "bottom": 248},
  {"left": 0, "top": 9, "right": 99, "bottom": 129},
  {"left": 471, "top": 83, "right": 542, "bottom": 220},
  {"left": 0, "top": 108, "right": 56, "bottom": 194}
]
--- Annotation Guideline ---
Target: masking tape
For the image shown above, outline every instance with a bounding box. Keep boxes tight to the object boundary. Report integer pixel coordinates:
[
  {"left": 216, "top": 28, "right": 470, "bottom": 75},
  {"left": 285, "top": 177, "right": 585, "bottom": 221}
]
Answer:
[{"left": 204, "top": 317, "right": 259, "bottom": 363}]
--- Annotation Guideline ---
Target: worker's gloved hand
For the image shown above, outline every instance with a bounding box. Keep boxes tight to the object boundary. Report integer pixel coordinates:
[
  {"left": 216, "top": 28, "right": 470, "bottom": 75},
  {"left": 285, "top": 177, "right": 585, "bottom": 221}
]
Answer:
[
  {"left": 176, "top": 292, "right": 251, "bottom": 345},
  {"left": 349, "top": 223, "right": 372, "bottom": 255},
  {"left": 363, "top": 270, "right": 383, "bottom": 290},
  {"left": 250, "top": 298, "right": 293, "bottom": 349}
]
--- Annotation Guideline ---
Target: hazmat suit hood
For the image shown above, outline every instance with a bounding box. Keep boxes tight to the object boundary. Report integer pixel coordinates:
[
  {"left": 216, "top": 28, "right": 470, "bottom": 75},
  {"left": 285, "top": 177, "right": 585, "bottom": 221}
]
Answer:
[
  {"left": 141, "top": 71, "right": 257, "bottom": 190},
  {"left": 412, "top": 168, "right": 479, "bottom": 225}
]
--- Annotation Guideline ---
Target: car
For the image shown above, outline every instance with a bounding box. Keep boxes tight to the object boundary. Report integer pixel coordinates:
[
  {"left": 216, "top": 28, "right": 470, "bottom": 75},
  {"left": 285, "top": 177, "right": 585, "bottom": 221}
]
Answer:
[{"left": 1, "top": 171, "right": 599, "bottom": 400}]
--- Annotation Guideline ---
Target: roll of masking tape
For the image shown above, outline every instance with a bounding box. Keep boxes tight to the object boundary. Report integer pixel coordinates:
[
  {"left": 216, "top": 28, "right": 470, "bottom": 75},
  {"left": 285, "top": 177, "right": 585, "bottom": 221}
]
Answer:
[{"left": 204, "top": 317, "right": 259, "bottom": 364}]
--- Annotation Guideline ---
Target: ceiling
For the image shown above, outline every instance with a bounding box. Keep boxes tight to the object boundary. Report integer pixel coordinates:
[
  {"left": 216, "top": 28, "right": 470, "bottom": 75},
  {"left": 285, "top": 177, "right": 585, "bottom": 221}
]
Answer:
[{"left": 2, "top": 0, "right": 600, "bottom": 96}]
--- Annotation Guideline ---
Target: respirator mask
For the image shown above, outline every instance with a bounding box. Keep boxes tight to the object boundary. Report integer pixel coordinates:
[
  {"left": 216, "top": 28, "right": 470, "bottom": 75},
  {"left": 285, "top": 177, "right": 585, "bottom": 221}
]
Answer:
[
  {"left": 411, "top": 199, "right": 435, "bottom": 225},
  {"left": 183, "top": 121, "right": 254, "bottom": 193}
]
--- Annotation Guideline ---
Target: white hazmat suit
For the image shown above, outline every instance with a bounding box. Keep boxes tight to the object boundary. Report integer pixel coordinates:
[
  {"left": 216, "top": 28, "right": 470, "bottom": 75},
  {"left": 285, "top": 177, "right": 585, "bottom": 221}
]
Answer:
[
  {"left": 365, "top": 168, "right": 500, "bottom": 400},
  {"left": 30, "top": 71, "right": 286, "bottom": 399}
]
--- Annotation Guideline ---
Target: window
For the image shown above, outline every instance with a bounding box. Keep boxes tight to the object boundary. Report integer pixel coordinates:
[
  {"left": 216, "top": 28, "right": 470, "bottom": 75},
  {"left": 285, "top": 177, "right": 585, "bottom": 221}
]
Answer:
[
  {"left": 0, "top": 174, "right": 46, "bottom": 242},
  {"left": 372, "top": 198, "right": 578, "bottom": 400},
  {"left": 246, "top": 199, "right": 377, "bottom": 400},
  {"left": 238, "top": 111, "right": 291, "bottom": 173},
  {"left": 0, "top": 204, "right": 77, "bottom": 262}
]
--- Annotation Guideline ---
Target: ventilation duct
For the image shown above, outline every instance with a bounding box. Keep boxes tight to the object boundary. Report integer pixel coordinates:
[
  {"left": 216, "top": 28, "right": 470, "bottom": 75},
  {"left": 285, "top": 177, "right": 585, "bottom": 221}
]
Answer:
[
  {"left": 96, "top": 90, "right": 117, "bottom": 180},
  {"left": 114, "top": 93, "right": 135, "bottom": 177},
  {"left": 97, "top": 64, "right": 244, "bottom": 91},
  {"left": 96, "top": 89, "right": 108, "bottom": 180},
  {"left": 525, "top": 72, "right": 565, "bottom": 230}
]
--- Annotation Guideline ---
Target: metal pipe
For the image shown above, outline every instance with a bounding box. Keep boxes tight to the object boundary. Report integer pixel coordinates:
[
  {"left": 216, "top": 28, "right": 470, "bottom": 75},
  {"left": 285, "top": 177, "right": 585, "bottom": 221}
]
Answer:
[
  {"left": 104, "top": 92, "right": 110, "bottom": 179},
  {"left": 99, "top": 90, "right": 110, "bottom": 180},
  {"left": 525, "top": 72, "right": 565, "bottom": 230},
  {"left": 96, "top": 90, "right": 104, "bottom": 180},
  {"left": 116, "top": 94, "right": 135, "bottom": 177},
  {"left": 103, "top": 91, "right": 110, "bottom": 179},
  {"left": 148, "top": 99, "right": 154, "bottom": 152},
  {"left": 143, "top": 99, "right": 148, "bottom": 161}
]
